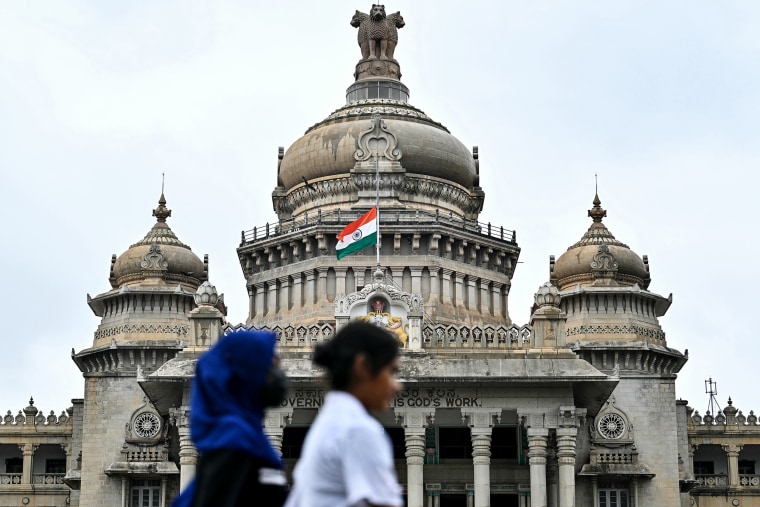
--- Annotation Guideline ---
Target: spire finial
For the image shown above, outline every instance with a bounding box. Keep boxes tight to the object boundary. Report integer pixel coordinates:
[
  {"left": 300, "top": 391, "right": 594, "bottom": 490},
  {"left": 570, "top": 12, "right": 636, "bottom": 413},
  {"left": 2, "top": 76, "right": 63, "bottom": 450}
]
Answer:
[
  {"left": 153, "top": 176, "right": 171, "bottom": 223},
  {"left": 588, "top": 175, "right": 606, "bottom": 224}
]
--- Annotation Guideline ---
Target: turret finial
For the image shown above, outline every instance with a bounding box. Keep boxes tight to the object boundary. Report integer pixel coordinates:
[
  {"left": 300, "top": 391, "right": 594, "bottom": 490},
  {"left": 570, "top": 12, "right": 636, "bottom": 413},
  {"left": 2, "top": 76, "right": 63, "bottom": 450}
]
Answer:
[{"left": 153, "top": 178, "right": 172, "bottom": 223}]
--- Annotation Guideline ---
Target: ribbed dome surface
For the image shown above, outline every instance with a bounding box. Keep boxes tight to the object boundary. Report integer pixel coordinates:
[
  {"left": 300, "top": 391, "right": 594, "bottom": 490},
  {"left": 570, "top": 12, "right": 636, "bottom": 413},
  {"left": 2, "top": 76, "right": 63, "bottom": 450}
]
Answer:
[
  {"left": 110, "top": 194, "right": 206, "bottom": 289},
  {"left": 277, "top": 99, "right": 476, "bottom": 191},
  {"left": 552, "top": 194, "right": 650, "bottom": 290}
]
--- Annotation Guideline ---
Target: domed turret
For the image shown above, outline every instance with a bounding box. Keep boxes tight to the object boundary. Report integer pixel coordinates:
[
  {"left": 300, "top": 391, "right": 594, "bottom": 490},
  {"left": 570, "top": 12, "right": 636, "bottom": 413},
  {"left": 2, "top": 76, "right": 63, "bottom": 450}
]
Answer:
[
  {"left": 551, "top": 193, "right": 650, "bottom": 291},
  {"left": 110, "top": 193, "right": 207, "bottom": 290}
]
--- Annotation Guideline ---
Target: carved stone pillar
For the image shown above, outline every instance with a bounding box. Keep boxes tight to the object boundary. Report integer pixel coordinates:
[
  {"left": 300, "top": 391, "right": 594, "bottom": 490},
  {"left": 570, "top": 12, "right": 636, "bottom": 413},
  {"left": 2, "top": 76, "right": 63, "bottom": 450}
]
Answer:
[
  {"left": 556, "top": 427, "right": 577, "bottom": 507},
  {"left": 429, "top": 267, "right": 441, "bottom": 304},
  {"left": 454, "top": 273, "right": 466, "bottom": 307},
  {"left": 334, "top": 267, "right": 347, "bottom": 301},
  {"left": 264, "top": 410, "right": 293, "bottom": 457},
  {"left": 466, "top": 411, "right": 499, "bottom": 507},
  {"left": 278, "top": 276, "right": 290, "bottom": 312},
  {"left": 247, "top": 285, "right": 255, "bottom": 321},
  {"left": 174, "top": 407, "right": 197, "bottom": 492},
  {"left": 441, "top": 269, "right": 453, "bottom": 305},
  {"left": 253, "top": 282, "right": 265, "bottom": 324},
  {"left": 400, "top": 411, "right": 429, "bottom": 507},
  {"left": 304, "top": 270, "right": 316, "bottom": 307},
  {"left": 479, "top": 280, "right": 490, "bottom": 315},
  {"left": 724, "top": 443, "right": 743, "bottom": 486},
  {"left": 466, "top": 276, "right": 477, "bottom": 311},
  {"left": 266, "top": 280, "right": 278, "bottom": 316},
  {"left": 21, "top": 444, "right": 35, "bottom": 484},
  {"left": 410, "top": 267, "right": 423, "bottom": 295},
  {"left": 471, "top": 431, "right": 492, "bottom": 507},
  {"left": 527, "top": 428, "right": 549, "bottom": 507},
  {"left": 316, "top": 267, "right": 328, "bottom": 306},
  {"left": 491, "top": 282, "right": 503, "bottom": 319},
  {"left": 292, "top": 275, "right": 303, "bottom": 310}
]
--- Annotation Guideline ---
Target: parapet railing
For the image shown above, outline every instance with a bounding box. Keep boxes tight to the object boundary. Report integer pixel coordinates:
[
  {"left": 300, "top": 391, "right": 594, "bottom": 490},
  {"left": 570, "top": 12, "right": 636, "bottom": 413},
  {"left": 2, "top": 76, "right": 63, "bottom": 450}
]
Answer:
[
  {"left": 241, "top": 208, "right": 515, "bottom": 246},
  {"left": 33, "top": 473, "right": 65, "bottom": 485}
]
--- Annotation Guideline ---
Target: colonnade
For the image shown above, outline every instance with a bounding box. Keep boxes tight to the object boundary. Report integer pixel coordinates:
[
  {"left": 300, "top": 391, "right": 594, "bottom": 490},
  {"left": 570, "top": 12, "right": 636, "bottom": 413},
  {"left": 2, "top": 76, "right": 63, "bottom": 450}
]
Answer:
[
  {"left": 249, "top": 266, "right": 508, "bottom": 323},
  {"left": 175, "top": 406, "right": 580, "bottom": 507}
]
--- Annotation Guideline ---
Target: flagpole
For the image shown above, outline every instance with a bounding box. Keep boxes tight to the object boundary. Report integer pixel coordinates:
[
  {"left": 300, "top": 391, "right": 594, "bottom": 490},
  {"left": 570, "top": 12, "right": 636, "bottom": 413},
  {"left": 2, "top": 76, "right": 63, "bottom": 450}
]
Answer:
[{"left": 375, "top": 132, "right": 380, "bottom": 268}]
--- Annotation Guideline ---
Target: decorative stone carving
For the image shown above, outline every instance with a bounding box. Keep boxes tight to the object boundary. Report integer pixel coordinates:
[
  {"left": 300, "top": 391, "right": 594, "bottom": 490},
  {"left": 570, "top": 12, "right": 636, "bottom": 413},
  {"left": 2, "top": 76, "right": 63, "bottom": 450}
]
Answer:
[
  {"left": 351, "top": 5, "right": 405, "bottom": 61},
  {"left": 355, "top": 114, "right": 402, "bottom": 162},
  {"left": 194, "top": 281, "right": 218, "bottom": 306},
  {"left": 141, "top": 243, "right": 169, "bottom": 271}
]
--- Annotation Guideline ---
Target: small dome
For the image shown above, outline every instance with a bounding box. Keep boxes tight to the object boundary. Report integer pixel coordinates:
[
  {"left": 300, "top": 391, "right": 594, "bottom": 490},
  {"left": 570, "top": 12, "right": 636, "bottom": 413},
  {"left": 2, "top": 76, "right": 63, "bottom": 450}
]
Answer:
[
  {"left": 110, "top": 194, "right": 206, "bottom": 289},
  {"left": 277, "top": 100, "right": 477, "bottom": 193},
  {"left": 551, "top": 194, "right": 650, "bottom": 290}
]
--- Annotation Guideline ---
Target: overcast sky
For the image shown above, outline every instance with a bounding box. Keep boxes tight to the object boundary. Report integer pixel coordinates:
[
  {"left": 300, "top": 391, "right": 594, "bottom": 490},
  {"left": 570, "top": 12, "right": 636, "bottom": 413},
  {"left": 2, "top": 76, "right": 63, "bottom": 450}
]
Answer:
[{"left": 1, "top": 1, "right": 758, "bottom": 419}]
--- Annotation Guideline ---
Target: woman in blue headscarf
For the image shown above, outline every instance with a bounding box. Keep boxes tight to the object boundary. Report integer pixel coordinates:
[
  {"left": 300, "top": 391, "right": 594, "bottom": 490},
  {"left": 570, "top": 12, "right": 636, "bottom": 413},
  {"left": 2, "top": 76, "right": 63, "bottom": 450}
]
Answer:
[{"left": 173, "top": 329, "right": 288, "bottom": 507}]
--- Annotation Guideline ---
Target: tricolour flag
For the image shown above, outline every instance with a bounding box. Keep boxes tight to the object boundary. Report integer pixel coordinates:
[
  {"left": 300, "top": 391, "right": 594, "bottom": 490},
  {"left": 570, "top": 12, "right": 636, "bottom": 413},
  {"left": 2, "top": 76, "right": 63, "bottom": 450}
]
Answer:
[{"left": 336, "top": 207, "right": 377, "bottom": 260}]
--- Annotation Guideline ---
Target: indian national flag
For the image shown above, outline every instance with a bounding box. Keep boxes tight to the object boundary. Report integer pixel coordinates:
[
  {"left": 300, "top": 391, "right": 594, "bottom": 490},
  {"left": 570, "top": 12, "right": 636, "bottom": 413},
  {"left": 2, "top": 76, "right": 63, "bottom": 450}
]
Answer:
[{"left": 336, "top": 207, "right": 377, "bottom": 260}]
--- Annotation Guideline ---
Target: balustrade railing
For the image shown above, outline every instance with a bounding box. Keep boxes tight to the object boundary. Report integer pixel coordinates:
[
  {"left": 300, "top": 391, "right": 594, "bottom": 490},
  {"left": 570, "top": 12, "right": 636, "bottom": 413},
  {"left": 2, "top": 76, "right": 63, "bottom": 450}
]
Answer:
[
  {"left": 33, "top": 473, "right": 65, "bottom": 485},
  {"left": 696, "top": 474, "right": 728, "bottom": 487},
  {"left": 0, "top": 473, "right": 21, "bottom": 484},
  {"left": 241, "top": 208, "right": 515, "bottom": 245},
  {"left": 739, "top": 475, "right": 760, "bottom": 487}
]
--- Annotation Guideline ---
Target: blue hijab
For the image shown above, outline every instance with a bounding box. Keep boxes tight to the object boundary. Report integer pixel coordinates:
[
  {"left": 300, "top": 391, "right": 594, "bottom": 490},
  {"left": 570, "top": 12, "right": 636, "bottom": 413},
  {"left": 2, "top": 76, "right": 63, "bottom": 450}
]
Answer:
[{"left": 173, "top": 329, "right": 282, "bottom": 507}]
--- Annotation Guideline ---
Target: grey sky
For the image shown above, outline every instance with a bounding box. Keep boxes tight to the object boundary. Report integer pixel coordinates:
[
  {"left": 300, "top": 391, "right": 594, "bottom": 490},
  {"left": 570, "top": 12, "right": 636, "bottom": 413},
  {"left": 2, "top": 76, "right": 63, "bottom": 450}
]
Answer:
[{"left": 1, "top": 1, "right": 758, "bottom": 417}]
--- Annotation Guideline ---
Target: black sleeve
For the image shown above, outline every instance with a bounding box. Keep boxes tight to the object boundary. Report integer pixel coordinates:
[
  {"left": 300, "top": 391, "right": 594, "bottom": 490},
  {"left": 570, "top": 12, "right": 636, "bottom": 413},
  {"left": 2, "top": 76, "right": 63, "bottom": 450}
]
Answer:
[{"left": 192, "top": 450, "right": 287, "bottom": 507}]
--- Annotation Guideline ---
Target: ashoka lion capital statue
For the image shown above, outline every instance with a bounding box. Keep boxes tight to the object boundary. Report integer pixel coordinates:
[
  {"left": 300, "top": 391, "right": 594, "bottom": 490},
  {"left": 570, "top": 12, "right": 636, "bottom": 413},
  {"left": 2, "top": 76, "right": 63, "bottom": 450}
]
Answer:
[{"left": 351, "top": 4, "right": 405, "bottom": 62}]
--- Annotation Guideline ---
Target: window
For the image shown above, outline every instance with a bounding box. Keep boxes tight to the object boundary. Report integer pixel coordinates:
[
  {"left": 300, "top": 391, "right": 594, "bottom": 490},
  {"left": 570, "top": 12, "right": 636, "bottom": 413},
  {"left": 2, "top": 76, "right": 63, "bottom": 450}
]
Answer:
[
  {"left": 5, "top": 458, "right": 22, "bottom": 474},
  {"left": 45, "top": 459, "right": 67, "bottom": 474},
  {"left": 491, "top": 427, "right": 518, "bottom": 459},
  {"left": 739, "top": 460, "right": 756, "bottom": 475},
  {"left": 384, "top": 427, "right": 406, "bottom": 460},
  {"left": 281, "top": 427, "right": 309, "bottom": 459},
  {"left": 694, "top": 461, "right": 715, "bottom": 475},
  {"left": 131, "top": 479, "right": 160, "bottom": 507},
  {"left": 599, "top": 489, "right": 628, "bottom": 507},
  {"left": 438, "top": 427, "right": 472, "bottom": 459}
]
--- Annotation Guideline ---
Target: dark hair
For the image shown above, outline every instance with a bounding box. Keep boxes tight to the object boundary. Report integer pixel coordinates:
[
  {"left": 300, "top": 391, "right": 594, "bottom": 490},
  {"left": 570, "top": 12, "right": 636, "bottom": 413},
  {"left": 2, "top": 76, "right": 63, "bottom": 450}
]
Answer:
[{"left": 313, "top": 321, "right": 400, "bottom": 390}]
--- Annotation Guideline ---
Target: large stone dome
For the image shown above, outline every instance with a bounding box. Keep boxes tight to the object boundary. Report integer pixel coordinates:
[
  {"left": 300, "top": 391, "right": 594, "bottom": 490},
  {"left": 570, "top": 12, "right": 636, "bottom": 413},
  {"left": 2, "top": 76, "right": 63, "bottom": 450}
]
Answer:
[
  {"left": 551, "top": 194, "right": 651, "bottom": 290},
  {"left": 278, "top": 100, "right": 477, "bottom": 192},
  {"left": 110, "top": 194, "right": 207, "bottom": 290},
  {"left": 271, "top": 16, "right": 484, "bottom": 221}
]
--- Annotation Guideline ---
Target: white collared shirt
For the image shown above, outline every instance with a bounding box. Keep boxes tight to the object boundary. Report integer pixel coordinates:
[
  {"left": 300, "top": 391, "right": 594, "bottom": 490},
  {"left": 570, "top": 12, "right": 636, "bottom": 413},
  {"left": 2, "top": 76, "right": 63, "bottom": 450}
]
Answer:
[{"left": 284, "top": 391, "right": 403, "bottom": 507}]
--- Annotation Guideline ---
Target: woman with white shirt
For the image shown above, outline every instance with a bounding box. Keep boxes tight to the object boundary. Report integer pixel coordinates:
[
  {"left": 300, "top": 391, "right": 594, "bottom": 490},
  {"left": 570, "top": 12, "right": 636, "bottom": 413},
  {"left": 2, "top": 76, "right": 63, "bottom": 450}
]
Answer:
[{"left": 285, "top": 321, "right": 403, "bottom": 507}]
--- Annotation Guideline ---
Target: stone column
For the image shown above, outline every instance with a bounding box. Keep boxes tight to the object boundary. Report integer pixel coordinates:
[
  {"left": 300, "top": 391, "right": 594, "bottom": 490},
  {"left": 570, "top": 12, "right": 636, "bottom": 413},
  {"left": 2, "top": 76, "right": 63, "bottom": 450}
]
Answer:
[
  {"left": 247, "top": 285, "right": 255, "bottom": 321},
  {"left": 454, "top": 273, "right": 466, "bottom": 307},
  {"left": 253, "top": 282, "right": 265, "bottom": 323},
  {"left": 264, "top": 410, "right": 293, "bottom": 457},
  {"left": 278, "top": 276, "right": 290, "bottom": 312},
  {"left": 335, "top": 267, "right": 347, "bottom": 300},
  {"left": 316, "top": 267, "right": 328, "bottom": 306},
  {"left": 410, "top": 267, "right": 423, "bottom": 295},
  {"left": 467, "top": 411, "right": 499, "bottom": 507},
  {"left": 21, "top": 444, "right": 34, "bottom": 484},
  {"left": 491, "top": 282, "right": 503, "bottom": 318},
  {"left": 400, "top": 411, "right": 429, "bottom": 507},
  {"left": 429, "top": 267, "right": 441, "bottom": 304},
  {"left": 175, "top": 408, "right": 198, "bottom": 492},
  {"left": 724, "top": 443, "right": 743, "bottom": 487},
  {"left": 441, "top": 269, "right": 453, "bottom": 304},
  {"left": 556, "top": 427, "right": 577, "bottom": 507},
  {"left": 304, "top": 270, "right": 316, "bottom": 307},
  {"left": 471, "top": 430, "right": 492, "bottom": 507},
  {"left": 466, "top": 276, "right": 477, "bottom": 311},
  {"left": 527, "top": 428, "right": 549, "bottom": 507},
  {"left": 479, "top": 280, "right": 490, "bottom": 315},
  {"left": 292, "top": 275, "right": 303, "bottom": 310},
  {"left": 266, "top": 280, "right": 278, "bottom": 316}
]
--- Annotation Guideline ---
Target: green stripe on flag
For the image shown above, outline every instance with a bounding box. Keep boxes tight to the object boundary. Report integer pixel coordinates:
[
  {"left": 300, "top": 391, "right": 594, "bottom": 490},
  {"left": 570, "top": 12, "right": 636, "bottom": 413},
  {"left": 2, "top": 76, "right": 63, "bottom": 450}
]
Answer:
[{"left": 337, "top": 232, "right": 377, "bottom": 260}]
